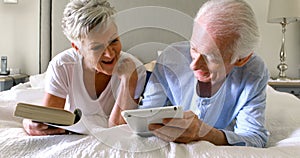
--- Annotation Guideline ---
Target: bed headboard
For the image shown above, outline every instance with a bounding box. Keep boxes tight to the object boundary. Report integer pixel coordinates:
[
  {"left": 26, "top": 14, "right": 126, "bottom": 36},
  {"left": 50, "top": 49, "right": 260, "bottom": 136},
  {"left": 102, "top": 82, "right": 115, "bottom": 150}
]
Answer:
[{"left": 48, "top": 0, "right": 205, "bottom": 64}]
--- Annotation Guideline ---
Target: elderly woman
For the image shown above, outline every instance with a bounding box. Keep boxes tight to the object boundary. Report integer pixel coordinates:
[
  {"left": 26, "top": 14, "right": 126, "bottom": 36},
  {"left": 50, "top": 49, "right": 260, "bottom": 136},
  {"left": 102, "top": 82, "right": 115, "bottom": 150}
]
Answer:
[{"left": 23, "top": 0, "right": 146, "bottom": 136}]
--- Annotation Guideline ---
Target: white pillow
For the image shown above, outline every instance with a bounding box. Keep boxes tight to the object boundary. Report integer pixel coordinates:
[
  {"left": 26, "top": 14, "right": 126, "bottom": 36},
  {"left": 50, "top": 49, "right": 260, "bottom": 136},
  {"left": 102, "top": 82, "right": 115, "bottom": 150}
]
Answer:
[
  {"left": 29, "top": 73, "right": 46, "bottom": 89},
  {"left": 265, "top": 85, "right": 300, "bottom": 147}
]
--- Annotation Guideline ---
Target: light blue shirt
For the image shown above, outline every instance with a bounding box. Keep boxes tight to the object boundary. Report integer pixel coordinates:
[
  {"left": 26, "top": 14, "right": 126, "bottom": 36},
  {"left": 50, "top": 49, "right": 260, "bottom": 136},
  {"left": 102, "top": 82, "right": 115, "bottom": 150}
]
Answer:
[{"left": 141, "top": 41, "right": 270, "bottom": 147}]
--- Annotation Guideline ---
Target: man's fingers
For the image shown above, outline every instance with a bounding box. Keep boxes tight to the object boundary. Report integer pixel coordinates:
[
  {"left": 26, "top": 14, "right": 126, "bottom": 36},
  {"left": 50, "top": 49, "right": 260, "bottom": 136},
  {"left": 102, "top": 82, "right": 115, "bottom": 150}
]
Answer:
[
  {"left": 148, "top": 111, "right": 202, "bottom": 143},
  {"left": 162, "top": 111, "right": 197, "bottom": 128},
  {"left": 162, "top": 117, "right": 195, "bottom": 129},
  {"left": 149, "top": 125, "right": 173, "bottom": 141},
  {"left": 183, "top": 110, "right": 197, "bottom": 119},
  {"left": 149, "top": 124, "right": 185, "bottom": 141}
]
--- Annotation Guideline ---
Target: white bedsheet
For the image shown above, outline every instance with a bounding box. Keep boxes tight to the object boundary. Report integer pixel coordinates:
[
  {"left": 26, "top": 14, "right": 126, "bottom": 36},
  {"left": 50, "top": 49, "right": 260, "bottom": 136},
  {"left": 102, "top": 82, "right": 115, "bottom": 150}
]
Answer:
[{"left": 0, "top": 82, "right": 300, "bottom": 157}]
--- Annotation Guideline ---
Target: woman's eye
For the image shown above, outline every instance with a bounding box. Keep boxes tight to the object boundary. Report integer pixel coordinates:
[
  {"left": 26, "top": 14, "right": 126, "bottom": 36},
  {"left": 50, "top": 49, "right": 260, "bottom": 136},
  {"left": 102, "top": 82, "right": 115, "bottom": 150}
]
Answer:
[{"left": 110, "top": 38, "right": 119, "bottom": 45}]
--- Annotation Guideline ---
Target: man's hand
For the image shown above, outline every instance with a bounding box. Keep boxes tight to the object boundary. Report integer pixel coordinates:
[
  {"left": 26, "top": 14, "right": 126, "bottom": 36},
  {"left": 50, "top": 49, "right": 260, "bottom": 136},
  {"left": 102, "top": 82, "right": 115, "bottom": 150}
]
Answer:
[
  {"left": 23, "top": 119, "right": 66, "bottom": 136},
  {"left": 148, "top": 111, "right": 201, "bottom": 143},
  {"left": 148, "top": 110, "right": 228, "bottom": 145}
]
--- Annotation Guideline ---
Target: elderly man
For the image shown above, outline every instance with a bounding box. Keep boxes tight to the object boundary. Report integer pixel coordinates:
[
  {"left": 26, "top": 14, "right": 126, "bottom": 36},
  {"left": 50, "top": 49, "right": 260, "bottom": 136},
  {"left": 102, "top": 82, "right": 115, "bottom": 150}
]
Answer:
[{"left": 141, "top": 0, "right": 269, "bottom": 147}]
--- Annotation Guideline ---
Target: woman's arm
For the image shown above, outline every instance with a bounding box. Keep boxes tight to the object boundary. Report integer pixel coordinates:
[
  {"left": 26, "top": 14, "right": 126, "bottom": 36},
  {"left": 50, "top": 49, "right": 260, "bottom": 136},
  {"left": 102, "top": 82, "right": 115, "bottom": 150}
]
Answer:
[
  {"left": 108, "top": 58, "right": 139, "bottom": 127},
  {"left": 108, "top": 70, "right": 138, "bottom": 127},
  {"left": 43, "top": 93, "right": 66, "bottom": 108}
]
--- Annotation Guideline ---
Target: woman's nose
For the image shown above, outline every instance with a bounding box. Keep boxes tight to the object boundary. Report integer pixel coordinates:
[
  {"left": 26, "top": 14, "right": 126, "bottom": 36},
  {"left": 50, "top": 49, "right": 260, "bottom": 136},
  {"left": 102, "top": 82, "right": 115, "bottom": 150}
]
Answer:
[{"left": 103, "top": 45, "right": 114, "bottom": 57}]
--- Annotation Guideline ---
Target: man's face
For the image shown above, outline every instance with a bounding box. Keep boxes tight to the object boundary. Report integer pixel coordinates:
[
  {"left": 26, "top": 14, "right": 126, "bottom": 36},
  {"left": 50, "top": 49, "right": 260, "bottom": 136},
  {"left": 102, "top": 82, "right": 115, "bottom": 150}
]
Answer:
[{"left": 189, "top": 22, "right": 234, "bottom": 85}]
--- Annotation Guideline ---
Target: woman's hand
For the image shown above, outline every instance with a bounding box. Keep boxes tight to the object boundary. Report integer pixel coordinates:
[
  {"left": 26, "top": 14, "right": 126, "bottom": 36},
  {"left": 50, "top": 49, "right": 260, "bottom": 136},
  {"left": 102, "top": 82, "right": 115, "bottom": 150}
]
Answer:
[
  {"left": 23, "top": 93, "right": 68, "bottom": 136},
  {"left": 109, "top": 58, "right": 139, "bottom": 127},
  {"left": 115, "top": 58, "right": 137, "bottom": 80},
  {"left": 22, "top": 119, "right": 66, "bottom": 136},
  {"left": 23, "top": 93, "right": 67, "bottom": 136},
  {"left": 113, "top": 57, "right": 138, "bottom": 108}
]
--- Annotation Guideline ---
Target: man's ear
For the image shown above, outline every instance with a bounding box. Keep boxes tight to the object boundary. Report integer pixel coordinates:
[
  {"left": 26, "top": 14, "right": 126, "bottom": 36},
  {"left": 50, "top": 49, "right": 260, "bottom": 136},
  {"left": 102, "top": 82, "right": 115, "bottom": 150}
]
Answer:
[
  {"left": 234, "top": 53, "right": 253, "bottom": 67},
  {"left": 71, "top": 43, "right": 79, "bottom": 51}
]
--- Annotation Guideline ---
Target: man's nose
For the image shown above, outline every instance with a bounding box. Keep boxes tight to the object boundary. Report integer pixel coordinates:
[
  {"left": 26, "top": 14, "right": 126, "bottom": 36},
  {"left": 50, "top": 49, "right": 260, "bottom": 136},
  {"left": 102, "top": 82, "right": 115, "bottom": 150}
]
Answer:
[{"left": 190, "top": 55, "right": 206, "bottom": 71}]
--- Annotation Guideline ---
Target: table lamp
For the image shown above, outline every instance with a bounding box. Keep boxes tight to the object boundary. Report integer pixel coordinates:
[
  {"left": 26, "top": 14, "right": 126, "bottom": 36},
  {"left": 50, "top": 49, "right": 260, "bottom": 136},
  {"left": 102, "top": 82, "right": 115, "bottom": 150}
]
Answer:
[{"left": 267, "top": 0, "right": 300, "bottom": 80}]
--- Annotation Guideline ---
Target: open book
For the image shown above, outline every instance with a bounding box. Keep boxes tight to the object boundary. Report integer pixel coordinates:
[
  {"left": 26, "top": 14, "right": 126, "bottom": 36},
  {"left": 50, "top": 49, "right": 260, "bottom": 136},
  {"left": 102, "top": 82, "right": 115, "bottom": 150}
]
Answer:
[{"left": 14, "top": 102, "right": 89, "bottom": 134}]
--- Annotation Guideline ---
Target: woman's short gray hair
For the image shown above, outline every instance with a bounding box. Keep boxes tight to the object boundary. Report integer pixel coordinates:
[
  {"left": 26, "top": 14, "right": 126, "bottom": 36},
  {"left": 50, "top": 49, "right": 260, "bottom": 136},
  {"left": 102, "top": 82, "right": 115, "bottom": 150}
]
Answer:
[
  {"left": 62, "top": 0, "right": 116, "bottom": 45},
  {"left": 195, "top": 0, "right": 260, "bottom": 63}
]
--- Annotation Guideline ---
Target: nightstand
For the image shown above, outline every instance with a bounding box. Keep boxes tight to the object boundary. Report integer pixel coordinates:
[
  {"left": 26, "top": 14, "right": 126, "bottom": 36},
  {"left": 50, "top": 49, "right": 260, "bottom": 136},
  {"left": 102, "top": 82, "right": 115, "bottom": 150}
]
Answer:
[
  {"left": 268, "top": 80, "right": 300, "bottom": 98},
  {"left": 0, "top": 74, "right": 29, "bottom": 91}
]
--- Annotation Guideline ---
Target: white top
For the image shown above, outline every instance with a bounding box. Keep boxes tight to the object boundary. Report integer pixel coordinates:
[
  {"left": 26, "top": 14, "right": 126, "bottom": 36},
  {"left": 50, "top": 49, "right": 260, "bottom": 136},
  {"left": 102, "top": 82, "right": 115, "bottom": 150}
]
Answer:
[{"left": 45, "top": 48, "right": 146, "bottom": 120}]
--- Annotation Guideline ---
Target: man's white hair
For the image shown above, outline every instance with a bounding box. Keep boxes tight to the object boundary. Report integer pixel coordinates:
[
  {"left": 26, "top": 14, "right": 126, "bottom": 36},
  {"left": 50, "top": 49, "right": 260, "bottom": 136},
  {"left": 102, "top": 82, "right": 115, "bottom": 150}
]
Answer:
[{"left": 195, "top": 0, "right": 260, "bottom": 63}]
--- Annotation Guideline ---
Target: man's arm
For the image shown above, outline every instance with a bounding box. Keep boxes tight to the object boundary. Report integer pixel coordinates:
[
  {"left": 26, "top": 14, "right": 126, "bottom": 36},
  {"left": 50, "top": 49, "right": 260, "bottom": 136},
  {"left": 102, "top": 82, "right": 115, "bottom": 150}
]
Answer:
[
  {"left": 224, "top": 85, "right": 269, "bottom": 147},
  {"left": 148, "top": 80, "right": 269, "bottom": 147}
]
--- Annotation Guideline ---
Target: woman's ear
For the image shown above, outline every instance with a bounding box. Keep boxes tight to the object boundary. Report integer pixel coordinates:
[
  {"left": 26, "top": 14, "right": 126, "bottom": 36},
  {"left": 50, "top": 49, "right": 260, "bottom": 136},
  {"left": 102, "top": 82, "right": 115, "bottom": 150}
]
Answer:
[
  {"left": 234, "top": 53, "right": 253, "bottom": 67},
  {"left": 71, "top": 43, "right": 79, "bottom": 51}
]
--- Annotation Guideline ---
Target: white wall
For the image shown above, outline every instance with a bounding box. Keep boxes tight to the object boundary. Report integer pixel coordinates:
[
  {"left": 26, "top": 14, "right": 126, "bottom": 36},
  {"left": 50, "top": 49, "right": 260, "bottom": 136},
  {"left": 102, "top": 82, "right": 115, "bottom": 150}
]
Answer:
[
  {"left": 49, "top": 0, "right": 300, "bottom": 79},
  {"left": 51, "top": 0, "right": 69, "bottom": 61},
  {"left": 0, "top": 0, "right": 39, "bottom": 75},
  {"left": 109, "top": 0, "right": 204, "bottom": 63},
  {"left": 51, "top": 0, "right": 204, "bottom": 64},
  {"left": 1, "top": 0, "right": 300, "bottom": 78},
  {"left": 248, "top": 0, "right": 300, "bottom": 79}
]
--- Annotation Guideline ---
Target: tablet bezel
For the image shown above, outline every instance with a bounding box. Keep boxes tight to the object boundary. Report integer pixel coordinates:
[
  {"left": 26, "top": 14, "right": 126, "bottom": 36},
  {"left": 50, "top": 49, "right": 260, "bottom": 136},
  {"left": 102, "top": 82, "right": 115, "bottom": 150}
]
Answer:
[{"left": 121, "top": 106, "right": 184, "bottom": 137}]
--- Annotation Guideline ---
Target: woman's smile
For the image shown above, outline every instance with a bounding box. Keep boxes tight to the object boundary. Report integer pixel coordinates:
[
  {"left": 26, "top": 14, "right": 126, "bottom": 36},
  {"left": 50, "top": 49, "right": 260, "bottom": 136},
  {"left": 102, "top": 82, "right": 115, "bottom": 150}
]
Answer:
[{"left": 101, "top": 58, "right": 115, "bottom": 65}]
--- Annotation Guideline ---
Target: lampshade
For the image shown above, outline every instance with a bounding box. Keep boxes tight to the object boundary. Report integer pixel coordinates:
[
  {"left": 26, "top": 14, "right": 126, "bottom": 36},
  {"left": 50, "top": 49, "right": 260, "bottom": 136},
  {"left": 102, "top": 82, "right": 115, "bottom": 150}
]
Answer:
[{"left": 267, "top": 0, "right": 300, "bottom": 23}]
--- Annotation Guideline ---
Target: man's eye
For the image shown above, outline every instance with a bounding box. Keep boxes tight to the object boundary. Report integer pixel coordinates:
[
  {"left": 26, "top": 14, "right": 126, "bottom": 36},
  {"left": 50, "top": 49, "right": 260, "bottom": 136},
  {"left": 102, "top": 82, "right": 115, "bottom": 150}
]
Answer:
[
  {"left": 191, "top": 47, "right": 198, "bottom": 52},
  {"left": 201, "top": 54, "right": 208, "bottom": 61}
]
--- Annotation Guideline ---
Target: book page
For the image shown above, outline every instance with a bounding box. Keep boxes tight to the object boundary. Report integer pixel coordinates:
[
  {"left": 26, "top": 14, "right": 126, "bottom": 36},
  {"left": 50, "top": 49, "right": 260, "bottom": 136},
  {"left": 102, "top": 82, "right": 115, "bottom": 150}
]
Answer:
[
  {"left": 46, "top": 109, "right": 89, "bottom": 134},
  {"left": 47, "top": 117, "right": 89, "bottom": 134},
  {"left": 45, "top": 109, "right": 109, "bottom": 135}
]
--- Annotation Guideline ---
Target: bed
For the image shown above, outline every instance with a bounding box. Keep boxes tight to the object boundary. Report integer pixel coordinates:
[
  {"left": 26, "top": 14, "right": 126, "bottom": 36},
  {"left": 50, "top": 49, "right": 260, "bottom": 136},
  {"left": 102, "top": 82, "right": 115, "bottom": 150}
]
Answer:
[{"left": 0, "top": 73, "right": 300, "bottom": 157}]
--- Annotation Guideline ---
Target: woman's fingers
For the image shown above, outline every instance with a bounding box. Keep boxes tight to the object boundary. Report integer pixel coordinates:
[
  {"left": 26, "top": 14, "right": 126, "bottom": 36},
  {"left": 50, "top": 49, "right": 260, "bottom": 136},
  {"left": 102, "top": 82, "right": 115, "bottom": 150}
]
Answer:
[
  {"left": 30, "top": 121, "right": 49, "bottom": 130},
  {"left": 23, "top": 119, "right": 66, "bottom": 136}
]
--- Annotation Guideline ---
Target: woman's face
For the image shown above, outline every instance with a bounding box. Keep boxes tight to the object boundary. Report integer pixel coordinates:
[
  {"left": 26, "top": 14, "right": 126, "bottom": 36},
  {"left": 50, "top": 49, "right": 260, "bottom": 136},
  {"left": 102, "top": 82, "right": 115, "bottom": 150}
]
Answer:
[{"left": 78, "top": 22, "right": 122, "bottom": 75}]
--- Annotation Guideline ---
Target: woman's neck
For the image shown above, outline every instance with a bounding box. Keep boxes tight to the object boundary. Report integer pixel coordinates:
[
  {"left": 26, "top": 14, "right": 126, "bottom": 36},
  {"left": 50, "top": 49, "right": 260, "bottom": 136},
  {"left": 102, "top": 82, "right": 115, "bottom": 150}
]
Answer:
[{"left": 83, "top": 66, "right": 111, "bottom": 99}]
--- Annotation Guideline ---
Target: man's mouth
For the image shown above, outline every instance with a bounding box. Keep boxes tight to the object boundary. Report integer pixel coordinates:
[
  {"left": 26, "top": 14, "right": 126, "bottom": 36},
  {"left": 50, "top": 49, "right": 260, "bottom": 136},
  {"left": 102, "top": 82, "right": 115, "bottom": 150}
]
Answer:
[
  {"left": 196, "top": 70, "right": 210, "bottom": 77},
  {"left": 194, "top": 70, "right": 211, "bottom": 82}
]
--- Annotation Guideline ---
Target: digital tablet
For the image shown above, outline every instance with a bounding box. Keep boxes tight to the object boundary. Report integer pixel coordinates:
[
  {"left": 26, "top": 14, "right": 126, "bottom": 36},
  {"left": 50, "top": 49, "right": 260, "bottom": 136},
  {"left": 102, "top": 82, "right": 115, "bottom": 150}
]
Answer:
[{"left": 121, "top": 106, "right": 184, "bottom": 137}]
